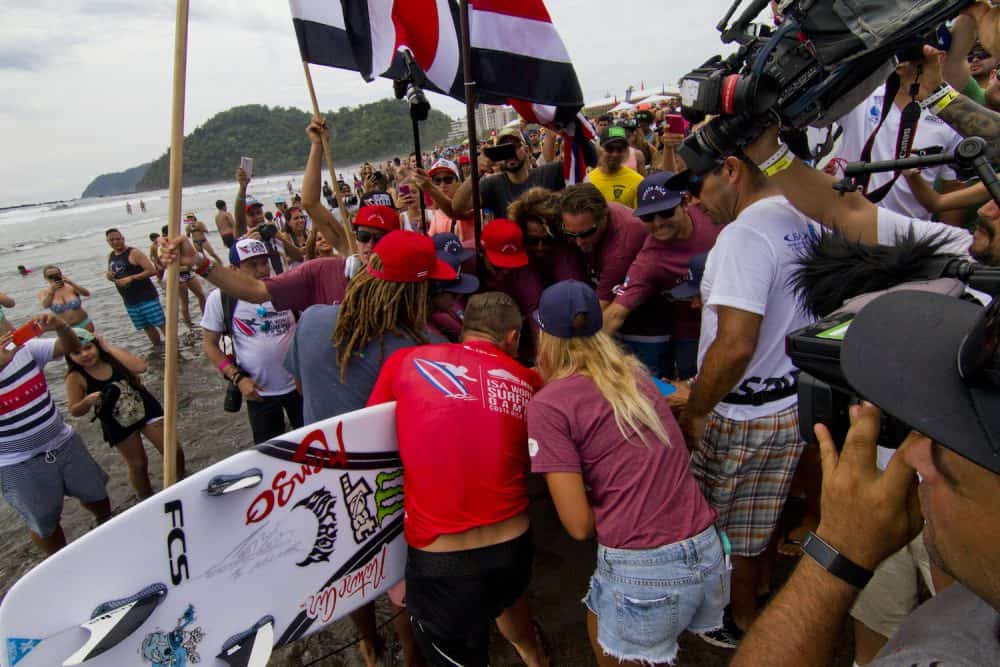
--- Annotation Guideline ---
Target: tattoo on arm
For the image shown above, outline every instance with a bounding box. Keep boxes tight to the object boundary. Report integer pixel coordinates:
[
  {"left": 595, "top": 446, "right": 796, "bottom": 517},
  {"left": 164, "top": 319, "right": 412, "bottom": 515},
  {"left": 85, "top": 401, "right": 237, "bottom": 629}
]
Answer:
[{"left": 939, "top": 96, "right": 1000, "bottom": 163}]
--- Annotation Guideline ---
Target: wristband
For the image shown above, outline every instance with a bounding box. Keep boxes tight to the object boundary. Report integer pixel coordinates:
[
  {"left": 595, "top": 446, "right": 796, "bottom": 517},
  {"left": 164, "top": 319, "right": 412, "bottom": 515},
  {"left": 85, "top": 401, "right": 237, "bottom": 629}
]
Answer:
[
  {"left": 217, "top": 359, "right": 232, "bottom": 372},
  {"left": 801, "top": 531, "right": 874, "bottom": 589},
  {"left": 930, "top": 89, "right": 960, "bottom": 116},
  {"left": 194, "top": 255, "right": 215, "bottom": 277},
  {"left": 921, "top": 84, "right": 958, "bottom": 115},
  {"left": 758, "top": 144, "right": 790, "bottom": 171}
]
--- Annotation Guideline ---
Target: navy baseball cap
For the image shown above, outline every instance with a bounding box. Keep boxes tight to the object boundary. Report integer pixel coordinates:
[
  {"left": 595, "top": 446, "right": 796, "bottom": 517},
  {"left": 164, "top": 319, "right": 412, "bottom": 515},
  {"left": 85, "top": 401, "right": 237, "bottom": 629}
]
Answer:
[
  {"left": 534, "top": 280, "right": 603, "bottom": 339},
  {"left": 634, "top": 171, "right": 685, "bottom": 218},
  {"left": 432, "top": 233, "right": 479, "bottom": 294},
  {"left": 669, "top": 253, "right": 708, "bottom": 300}
]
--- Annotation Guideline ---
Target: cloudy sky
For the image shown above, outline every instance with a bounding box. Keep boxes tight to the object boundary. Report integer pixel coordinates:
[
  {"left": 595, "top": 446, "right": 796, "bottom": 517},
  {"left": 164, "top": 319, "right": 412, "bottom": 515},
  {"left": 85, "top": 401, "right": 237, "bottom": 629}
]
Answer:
[{"left": 0, "top": 0, "right": 734, "bottom": 207}]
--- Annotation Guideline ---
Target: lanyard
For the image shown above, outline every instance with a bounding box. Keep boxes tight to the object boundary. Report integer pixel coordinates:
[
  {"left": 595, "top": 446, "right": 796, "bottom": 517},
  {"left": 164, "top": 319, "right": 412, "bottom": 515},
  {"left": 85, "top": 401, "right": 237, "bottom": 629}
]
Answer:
[{"left": 856, "top": 70, "right": 922, "bottom": 204}]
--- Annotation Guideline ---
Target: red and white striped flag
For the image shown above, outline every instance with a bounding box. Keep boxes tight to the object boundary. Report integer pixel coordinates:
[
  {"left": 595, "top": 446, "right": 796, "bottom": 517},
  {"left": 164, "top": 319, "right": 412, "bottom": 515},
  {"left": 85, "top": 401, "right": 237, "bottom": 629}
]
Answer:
[{"left": 289, "top": 0, "right": 595, "bottom": 180}]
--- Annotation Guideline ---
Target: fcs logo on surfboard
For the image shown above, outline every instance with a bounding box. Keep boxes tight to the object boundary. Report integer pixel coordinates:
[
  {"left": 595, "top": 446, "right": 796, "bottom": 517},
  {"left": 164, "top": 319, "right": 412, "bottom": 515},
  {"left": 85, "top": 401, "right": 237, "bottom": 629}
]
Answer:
[
  {"left": 412, "top": 358, "right": 478, "bottom": 400},
  {"left": 292, "top": 487, "right": 338, "bottom": 567},
  {"left": 164, "top": 500, "right": 190, "bottom": 585}
]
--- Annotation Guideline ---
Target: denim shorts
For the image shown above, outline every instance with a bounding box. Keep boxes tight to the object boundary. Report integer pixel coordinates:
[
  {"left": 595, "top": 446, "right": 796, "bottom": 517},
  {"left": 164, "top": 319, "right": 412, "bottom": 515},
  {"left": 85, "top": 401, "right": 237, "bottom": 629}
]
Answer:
[{"left": 584, "top": 525, "right": 730, "bottom": 664}]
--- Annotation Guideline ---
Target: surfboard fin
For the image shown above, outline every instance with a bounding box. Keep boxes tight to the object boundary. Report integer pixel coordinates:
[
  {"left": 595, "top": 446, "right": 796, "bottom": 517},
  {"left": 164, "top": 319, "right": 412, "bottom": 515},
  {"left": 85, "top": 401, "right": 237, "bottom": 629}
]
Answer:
[
  {"left": 217, "top": 615, "right": 274, "bottom": 667},
  {"left": 62, "top": 583, "right": 167, "bottom": 666},
  {"left": 205, "top": 468, "right": 264, "bottom": 496}
]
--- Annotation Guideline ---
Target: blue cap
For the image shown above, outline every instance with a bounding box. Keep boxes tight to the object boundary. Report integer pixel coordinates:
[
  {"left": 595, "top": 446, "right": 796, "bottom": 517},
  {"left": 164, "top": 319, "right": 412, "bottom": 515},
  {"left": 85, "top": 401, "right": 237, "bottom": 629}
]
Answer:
[
  {"left": 633, "top": 171, "right": 685, "bottom": 218},
  {"left": 433, "top": 233, "right": 479, "bottom": 294},
  {"left": 669, "top": 253, "right": 708, "bottom": 300},
  {"left": 534, "top": 280, "right": 603, "bottom": 339}
]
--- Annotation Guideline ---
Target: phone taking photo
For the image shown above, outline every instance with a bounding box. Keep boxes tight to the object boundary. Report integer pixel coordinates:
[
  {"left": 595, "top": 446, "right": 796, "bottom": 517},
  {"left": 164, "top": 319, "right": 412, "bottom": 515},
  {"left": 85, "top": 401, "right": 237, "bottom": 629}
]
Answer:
[
  {"left": 664, "top": 114, "right": 687, "bottom": 136},
  {"left": 240, "top": 156, "right": 255, "bottom": 179},
  {"left": 483, "top": 143, "right": 518, "bottom": 163}
]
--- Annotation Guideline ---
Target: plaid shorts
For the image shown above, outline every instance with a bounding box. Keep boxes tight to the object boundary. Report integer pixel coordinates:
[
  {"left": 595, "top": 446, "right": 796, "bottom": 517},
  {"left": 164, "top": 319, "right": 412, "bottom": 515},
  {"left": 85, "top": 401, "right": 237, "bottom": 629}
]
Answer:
[{"left": 689, "top": 405, "right": 805, "bottom": 557}]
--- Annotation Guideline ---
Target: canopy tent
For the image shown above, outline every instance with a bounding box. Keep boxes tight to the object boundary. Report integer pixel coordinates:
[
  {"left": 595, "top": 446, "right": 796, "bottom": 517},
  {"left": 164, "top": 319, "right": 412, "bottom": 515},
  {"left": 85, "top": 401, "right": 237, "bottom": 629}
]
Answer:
[{"left": 609, "top": 101, "right": 635, "bottom": 112}]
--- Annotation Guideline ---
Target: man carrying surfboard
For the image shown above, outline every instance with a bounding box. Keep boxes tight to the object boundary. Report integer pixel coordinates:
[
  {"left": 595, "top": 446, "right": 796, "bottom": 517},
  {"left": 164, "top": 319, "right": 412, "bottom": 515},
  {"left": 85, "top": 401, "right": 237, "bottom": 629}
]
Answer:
[
  {"left": 0, "top": 314, "right": 112, "bottom": 556},
  {"left": 367, "top": 292, "right": 550, "bottom": 667}
]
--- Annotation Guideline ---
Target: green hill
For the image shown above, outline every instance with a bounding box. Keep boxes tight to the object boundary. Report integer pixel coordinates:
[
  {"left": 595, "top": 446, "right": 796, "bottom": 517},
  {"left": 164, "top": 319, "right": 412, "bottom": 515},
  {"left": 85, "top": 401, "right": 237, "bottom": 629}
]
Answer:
[
  {"left": 81, "top": 162, "right": 153, "bottom": 198},
  {"left": 87, "top": 100, "right": 453, "bottom": 195}
]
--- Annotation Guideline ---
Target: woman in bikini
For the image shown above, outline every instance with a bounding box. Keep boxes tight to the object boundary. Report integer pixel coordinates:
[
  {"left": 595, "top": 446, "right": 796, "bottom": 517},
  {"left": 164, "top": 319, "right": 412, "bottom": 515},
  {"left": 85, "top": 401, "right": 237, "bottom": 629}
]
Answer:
[{"left": 38, "top": 265, "right": 95, "bottom": 331}]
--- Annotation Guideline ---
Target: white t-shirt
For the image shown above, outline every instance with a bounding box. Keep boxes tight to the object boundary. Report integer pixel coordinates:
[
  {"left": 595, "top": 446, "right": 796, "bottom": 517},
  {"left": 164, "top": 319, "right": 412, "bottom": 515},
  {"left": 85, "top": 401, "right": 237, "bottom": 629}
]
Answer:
[
  {"left": 201, "top": 290, "right": 297, "bottom": 396},
  {"left": 833, "top": 86, "right": 963, "bottom": 220},
  {"left": 698, "top": 196, "right": 819, "bottom": 420},
  {"left": 876, "top": 206, "right": 973, "bottom": 257}
]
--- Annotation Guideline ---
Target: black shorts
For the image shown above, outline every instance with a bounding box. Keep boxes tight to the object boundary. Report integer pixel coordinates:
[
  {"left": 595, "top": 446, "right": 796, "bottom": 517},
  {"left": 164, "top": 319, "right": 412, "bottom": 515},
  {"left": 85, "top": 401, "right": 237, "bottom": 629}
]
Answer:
[{"left": 406, "top": 530, "right": 533, "bottom": 667}]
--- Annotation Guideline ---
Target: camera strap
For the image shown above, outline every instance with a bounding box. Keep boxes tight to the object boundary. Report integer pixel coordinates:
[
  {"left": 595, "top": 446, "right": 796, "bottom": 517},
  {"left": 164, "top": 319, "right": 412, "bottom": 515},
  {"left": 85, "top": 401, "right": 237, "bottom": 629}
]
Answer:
[
  {"left": 857, "top": 72, "right": 922, "bottom": 204},
  {"left": 263, "top": 238, "right": 284, "bottom": 276}
]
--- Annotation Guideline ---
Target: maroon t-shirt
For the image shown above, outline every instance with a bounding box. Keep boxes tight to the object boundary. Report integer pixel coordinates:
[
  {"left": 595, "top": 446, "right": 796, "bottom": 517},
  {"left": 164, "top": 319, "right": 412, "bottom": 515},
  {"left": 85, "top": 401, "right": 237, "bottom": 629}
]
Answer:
[
  {"left": 532, "top": 244, "right": 586, "bottom": 286},
  {"left": 264, "top": 256, "right": 350, "bottom": 312},
  {"left": 528, "top": 371, "right": 717, "bottom": 549},
  {"left": 580, "top": 202, "right": 649, "bottom": 302},
  {"left": 613, "top": 205, "right": 721, "bottom": 340}
]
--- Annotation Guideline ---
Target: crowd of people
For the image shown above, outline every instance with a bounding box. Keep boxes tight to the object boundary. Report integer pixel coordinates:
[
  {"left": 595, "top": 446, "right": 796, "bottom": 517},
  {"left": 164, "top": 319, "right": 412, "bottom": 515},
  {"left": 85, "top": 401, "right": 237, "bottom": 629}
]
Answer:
[{"left": 3, "top": 3, "right": 1000, "bottom": 665}]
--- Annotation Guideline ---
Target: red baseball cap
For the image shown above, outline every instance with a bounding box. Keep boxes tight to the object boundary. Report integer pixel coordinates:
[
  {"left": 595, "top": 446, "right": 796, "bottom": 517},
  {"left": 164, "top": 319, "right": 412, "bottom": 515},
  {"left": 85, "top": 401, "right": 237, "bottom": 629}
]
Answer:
[
  {"left": 457, "top": 155, "right": 471, "bottom": 166},
  {"left": 367, "top": 231, "right": 457, "bottom": 283},
  {"left": 481, "top": 219, "right": 529, "bottom": 269},
  {"left": 353, "top": 205, "right": 400, "bottom": 233}
]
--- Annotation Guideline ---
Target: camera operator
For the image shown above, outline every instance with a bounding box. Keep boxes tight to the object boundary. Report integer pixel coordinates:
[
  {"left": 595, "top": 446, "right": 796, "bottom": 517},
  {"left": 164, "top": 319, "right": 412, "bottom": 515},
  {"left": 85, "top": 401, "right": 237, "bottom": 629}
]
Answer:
[
  {"left": 675, "top": 149, "right": 817, "bottom": 645},
  {"left": 732, "top": 291, "right": 1000, "bottom": 666}
]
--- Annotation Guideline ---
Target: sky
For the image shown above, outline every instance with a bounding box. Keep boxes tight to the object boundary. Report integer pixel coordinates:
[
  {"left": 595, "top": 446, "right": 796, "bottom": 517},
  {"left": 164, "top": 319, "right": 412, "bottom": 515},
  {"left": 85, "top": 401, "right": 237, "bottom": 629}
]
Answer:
[{"left": 0, "top": 0, "right": 736, "bottom": 208}]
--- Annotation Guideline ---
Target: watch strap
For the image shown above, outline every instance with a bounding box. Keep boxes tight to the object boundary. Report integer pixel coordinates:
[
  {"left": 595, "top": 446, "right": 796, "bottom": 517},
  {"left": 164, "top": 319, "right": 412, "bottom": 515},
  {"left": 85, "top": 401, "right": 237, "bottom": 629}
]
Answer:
[{"left": 801, "top": 531, "right": 874, "bottom": 589}]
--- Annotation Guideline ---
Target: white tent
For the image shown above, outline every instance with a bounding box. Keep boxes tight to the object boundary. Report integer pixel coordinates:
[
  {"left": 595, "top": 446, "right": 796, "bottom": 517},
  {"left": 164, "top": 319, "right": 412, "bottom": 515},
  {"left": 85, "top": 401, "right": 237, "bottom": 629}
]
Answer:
[
  {"left": 639, "top": 94, "right": 672, "bottom": 104},
  {"left": 610, "top": 101, "right": 635, "bottom": 112},
  {"left": 585, "top": 94, "right": 616, "bottom": 109}
]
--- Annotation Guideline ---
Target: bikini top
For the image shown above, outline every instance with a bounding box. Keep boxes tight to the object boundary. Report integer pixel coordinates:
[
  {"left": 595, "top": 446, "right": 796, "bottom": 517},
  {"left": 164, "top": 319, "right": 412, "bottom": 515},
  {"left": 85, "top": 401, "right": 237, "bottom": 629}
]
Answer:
[{"left": 50, "top": 297, "right": 82, "bottom": 314}]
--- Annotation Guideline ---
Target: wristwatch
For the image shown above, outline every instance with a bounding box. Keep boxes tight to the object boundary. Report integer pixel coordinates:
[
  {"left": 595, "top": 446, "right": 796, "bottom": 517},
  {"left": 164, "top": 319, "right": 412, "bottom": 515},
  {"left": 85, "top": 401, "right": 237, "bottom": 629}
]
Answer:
[{"left": 801, "top": 531, "right": 874, "bottom": 589}]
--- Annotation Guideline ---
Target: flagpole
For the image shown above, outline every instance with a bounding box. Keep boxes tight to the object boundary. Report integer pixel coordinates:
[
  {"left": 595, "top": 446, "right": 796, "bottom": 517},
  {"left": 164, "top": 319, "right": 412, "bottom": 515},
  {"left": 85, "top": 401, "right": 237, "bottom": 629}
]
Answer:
[
  {"left": 302, "top": 62, "right": 358, "bottom": 255},
  {"left": 458, "top": 0, "right": 484, "bottom": 254},
  {"left": 162, "top": 0, "right": 190, "bottom": 488}
]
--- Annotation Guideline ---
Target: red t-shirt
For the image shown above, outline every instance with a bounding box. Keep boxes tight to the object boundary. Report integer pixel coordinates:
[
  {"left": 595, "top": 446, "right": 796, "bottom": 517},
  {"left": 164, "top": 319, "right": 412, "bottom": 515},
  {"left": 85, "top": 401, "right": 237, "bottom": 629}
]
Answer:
[
  {"left": 368, "top": 341, "right": 543, "bottom": 548},
  {"left": 580, "top": 202, "right": 649, "bottom": 302},
  {"left": 612, "top": 205, "right": 721, "bottom": 339},
  {"left": 264, "top": 256, "right": 350, "bottom": 312},
  {"left": 527, "top": 371, "right": 717, "bottom": 549}
]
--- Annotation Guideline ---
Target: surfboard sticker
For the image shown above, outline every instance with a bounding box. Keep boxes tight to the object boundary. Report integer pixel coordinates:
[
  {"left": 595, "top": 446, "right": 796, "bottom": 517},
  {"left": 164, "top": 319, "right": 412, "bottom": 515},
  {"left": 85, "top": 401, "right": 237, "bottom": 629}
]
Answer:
[
  {"left": 292, "top": 487, "right": 338, "bottom": 567},
  {"left": 138, "top": 605, "right": 204, "bottom": 667},
  {"left": 7, "top": 638, "right": 40, "bottom": 667}
]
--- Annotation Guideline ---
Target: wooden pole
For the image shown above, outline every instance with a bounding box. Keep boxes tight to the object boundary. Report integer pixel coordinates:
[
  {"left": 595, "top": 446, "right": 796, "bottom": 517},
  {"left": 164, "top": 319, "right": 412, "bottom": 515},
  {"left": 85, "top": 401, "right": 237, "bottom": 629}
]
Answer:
[
  {"left": 459, "top": 0, "right": 484, "bottom": 255},
  {"left": 162, "top": 0, "right": 189, "bottom": 488},
  {"left": 302, "top": 61, "right": 357, "bottom": 255}
]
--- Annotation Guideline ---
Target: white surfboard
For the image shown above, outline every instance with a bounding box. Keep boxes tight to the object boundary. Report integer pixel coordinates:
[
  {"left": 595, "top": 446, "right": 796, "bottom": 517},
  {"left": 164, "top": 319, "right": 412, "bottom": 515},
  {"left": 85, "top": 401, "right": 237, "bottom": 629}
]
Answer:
[{"left": 0, "top": 402, "right": 405, "bottom": 667}]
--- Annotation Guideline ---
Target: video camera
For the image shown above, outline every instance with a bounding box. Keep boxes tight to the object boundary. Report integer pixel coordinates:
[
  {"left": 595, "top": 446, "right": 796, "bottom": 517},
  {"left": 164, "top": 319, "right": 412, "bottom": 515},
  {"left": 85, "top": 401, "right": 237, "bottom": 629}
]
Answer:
[{"left": 677, "top": 0, "right": 971, "bottom": 174}]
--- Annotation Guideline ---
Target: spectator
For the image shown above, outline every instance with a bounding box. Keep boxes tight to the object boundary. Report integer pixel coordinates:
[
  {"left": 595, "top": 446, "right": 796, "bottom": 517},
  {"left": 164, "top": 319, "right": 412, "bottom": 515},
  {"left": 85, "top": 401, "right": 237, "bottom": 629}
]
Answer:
[
  {"left": 428, "top": 233, "right": 480, "bottom": 343},
  {"left": 675, "top": 153, "right": 817, "bottom": 647},
  {"left": 528, "top": 280, "right": 726, "bottom": 665},
  {"left": 229, "top": 192, "right": 302, "bottom": 274},
  {"left": 64, "top": 328, "right": 185, "bottom": 499},
  {"left": 368, "top": 292, "right": 547, "bottom": 667},
  {"left": 508, "top": 187, "right": 586, "bottom": 285},
  {"left": 452, "top": 127, "right": 565, "bottom": 218},
  {"left": 38, "top": 265, "right": 94, "bottom": 332},
  {"left": 586, "top": 127, "right": 644, "bottom": 208},
  {"left": 215, "top": 199, "right": 236, "bottom": 249},
  {"left": 0, "top": 315, "right": 111, "bottom": 555},
  {"left": 602, "top": 172, "right": 721, "bottom": 378},
  {"left": 284, "top": 230, "right": 453, "bottom": 667},
  {"left": 201, "top": 239, "right": 302, "bottom": 444},
  {"left": 105, "top": 228, "right": 164, "bottom": 346}
]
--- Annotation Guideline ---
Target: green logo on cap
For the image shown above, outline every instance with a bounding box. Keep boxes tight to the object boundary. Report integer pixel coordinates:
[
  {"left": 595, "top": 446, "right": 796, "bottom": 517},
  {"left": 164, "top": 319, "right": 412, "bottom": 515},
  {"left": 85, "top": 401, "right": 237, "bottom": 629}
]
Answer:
[{"left": 607, "top": 126, "right": 627, "bottom": 140}]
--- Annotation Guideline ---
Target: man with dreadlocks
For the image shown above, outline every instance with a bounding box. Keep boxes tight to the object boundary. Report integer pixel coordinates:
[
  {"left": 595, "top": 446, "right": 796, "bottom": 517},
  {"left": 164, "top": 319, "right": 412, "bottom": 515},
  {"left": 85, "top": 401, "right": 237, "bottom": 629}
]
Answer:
[{"left": 284, "top": 229, "right": 454, "bottom": 667}]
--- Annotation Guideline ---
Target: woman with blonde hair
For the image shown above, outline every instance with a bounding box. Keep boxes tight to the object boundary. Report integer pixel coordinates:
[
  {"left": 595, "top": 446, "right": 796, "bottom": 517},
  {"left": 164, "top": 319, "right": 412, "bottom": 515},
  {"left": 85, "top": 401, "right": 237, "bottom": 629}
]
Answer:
[{"left": 527, "top": 280, "right": 728, "bottom": 666}]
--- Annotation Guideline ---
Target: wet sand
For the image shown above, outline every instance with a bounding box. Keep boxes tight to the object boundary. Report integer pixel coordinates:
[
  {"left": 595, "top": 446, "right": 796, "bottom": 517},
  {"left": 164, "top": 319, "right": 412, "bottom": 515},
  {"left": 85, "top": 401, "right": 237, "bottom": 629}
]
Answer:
[{"left": 0, "top": 326, "right": 855, "bottom": 666}]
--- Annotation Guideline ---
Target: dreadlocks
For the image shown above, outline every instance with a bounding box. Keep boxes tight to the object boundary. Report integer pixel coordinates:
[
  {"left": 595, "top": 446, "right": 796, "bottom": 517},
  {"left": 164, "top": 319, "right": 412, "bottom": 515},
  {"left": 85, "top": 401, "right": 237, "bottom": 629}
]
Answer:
[{"left": 332, "top": 255, "right": 430, "bottom": 380}]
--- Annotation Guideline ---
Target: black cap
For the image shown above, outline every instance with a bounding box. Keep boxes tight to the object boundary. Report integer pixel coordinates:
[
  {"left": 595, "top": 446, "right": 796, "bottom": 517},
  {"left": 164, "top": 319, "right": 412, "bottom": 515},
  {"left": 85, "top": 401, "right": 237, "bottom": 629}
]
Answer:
[
  {"left": 669, "top": 253, "right": 708, "bottom": 300},
  {"left": 842, "top": 291, "right": 1000, "bottom": 475}
]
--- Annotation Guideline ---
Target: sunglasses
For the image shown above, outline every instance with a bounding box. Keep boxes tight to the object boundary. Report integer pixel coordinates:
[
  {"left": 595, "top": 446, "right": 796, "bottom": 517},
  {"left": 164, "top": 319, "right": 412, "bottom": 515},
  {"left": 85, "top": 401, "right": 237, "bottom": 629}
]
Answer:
[
  {"left": 525, "top": 235, "right": 554, "bottom": 246},
  {"left": 561, "top": 223, "right": 599, "bottom": 239},
  {"left": 968, "top": 51, "right": 992, "bottom": 62},
  {"left": 432, "top": 176, "right": 457, "bottom": 186},
  {"left": 355, "top": 229, "right": 385, "bottom": 245},
  {"left": 45, "top": 274, "right": 62, "bottom": 281},
  {"left": 603, "top": 143, "right": 629, "bottom": 153},
  {"left": 639, "top": 206, "right": 678, "bottom": 223}
]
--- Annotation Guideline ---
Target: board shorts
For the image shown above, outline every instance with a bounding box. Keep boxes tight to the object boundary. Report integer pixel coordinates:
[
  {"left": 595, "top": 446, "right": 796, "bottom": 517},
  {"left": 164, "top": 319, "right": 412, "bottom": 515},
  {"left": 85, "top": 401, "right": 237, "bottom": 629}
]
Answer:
[
  {"left": 0, "top": 433, "right": 109, "bottom": 537},
  {"left": 585, "top": 525, "right": 729, "bottom": 665},
  {"left": 689, "top": 404, "right": 805, "bottom": 557},
  {"left": 221, "top": 233, "right": 235, "bottom": 249},
  {"left": 406, "top": 530, "right": 533, "bottom": 667},
  {"left": 850, "top": 534, "right": 934, "bottom": 638},
  {"left": 125, "top": 298, "right": 166, "bottom": 330}
]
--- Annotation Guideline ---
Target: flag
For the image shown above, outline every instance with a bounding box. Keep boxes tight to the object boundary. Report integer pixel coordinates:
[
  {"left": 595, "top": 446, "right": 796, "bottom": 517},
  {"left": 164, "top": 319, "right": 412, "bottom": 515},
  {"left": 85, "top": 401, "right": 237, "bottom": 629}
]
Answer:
[{"left": 289, "top": 0, "right": 595, "bottom": 181}]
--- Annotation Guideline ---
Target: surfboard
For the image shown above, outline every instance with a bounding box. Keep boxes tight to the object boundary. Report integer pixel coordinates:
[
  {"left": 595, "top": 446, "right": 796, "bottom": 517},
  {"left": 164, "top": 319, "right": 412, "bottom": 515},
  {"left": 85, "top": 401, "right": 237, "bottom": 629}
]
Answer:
[{"left": 0, "top": 402, "right": 405, "bottom": 667}]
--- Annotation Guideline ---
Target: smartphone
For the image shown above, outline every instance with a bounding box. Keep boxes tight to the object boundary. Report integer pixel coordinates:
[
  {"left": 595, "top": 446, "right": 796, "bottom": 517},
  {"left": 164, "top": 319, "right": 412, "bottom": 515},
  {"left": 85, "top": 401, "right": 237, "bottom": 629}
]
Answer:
[
  {"left": 664, "top": 114, "right": 687, "bottom": 136},
  {"left": 399, "top": 184, "right": 412, "bottom": 196},
  {"left": 240, "top": 156, "right": 254, "bottom": 179},
  {"left": 484, "top": 143, "right": 518, "bottom": 162}
]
